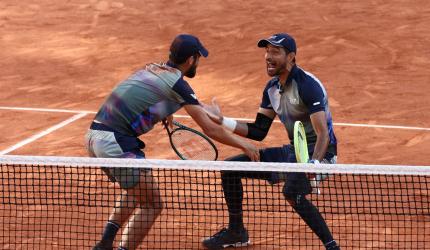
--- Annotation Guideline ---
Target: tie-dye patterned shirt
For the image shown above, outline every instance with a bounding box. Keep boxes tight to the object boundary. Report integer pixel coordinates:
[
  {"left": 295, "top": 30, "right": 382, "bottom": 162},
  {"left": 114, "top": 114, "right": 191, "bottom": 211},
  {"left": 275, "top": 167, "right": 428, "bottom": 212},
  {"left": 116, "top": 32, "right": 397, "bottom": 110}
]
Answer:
[{"left": 94, "top": 63, "right": 199, "bottom": 136}]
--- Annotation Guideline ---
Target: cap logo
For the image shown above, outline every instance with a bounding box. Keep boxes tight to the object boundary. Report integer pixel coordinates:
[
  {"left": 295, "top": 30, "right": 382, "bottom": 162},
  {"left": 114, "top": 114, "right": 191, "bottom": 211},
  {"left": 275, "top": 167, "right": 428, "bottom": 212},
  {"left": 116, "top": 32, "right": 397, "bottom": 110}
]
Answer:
[{"left": 272, "top": 37, "right": 285, "bottom": 44}]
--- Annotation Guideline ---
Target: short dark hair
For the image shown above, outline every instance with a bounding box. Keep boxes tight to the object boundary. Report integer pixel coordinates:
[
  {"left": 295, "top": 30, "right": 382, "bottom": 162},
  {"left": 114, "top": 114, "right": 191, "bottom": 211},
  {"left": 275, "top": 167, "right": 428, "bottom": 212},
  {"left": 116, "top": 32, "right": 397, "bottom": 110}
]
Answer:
[
  {"left": 169, "top": 34, "right": 208, "bottom": 65},
  {"left": 169, "top": 52, "right": 198, "bottom": 65}
]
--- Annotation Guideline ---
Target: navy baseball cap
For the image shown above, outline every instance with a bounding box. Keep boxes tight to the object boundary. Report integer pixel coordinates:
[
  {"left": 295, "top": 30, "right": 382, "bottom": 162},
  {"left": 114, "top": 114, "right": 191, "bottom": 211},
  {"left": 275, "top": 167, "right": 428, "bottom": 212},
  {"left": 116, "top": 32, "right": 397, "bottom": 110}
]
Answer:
[
  {"left": 257, "top": 33, "right": 297, "bottom": 53},
  {"left": 170, "top": 34, "right": 209, "bottom": 60}
]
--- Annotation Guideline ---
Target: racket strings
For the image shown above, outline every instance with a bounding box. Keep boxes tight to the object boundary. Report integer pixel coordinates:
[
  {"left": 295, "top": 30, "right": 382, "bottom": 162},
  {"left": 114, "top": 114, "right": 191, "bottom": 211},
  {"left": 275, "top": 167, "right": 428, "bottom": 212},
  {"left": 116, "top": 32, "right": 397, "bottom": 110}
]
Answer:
[{"left": 171, "top": 130, "right": 217, "bottom": 160}]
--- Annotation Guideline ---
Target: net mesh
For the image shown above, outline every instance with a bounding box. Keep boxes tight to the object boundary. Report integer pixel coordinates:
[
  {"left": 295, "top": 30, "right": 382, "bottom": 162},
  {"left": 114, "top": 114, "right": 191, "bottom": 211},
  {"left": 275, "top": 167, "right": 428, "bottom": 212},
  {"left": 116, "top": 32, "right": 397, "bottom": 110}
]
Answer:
[{"left": 1, "top": 155, "right": 429, "bottom": 249}]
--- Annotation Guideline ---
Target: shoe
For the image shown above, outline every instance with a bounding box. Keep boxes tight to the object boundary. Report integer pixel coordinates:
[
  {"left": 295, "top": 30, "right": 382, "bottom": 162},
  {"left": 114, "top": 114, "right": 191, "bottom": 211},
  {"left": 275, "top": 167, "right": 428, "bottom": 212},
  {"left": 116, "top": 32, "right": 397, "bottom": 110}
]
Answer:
[
  {"left": 202, "top": 228, "right": 250, "bottom": 250},
  {"left": 92, "top": 241, "right": 113, "bottom": 250}
]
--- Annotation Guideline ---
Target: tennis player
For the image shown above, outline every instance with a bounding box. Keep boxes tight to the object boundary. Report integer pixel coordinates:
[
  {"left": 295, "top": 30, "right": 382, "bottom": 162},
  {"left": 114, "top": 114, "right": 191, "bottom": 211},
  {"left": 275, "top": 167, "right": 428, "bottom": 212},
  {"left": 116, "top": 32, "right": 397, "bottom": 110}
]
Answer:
[
  {"left": 86, "top": 34, "right": 260, "bottom": 250},
  {"left": 202, "top": 33, "right": 340, "bottom": 250}
]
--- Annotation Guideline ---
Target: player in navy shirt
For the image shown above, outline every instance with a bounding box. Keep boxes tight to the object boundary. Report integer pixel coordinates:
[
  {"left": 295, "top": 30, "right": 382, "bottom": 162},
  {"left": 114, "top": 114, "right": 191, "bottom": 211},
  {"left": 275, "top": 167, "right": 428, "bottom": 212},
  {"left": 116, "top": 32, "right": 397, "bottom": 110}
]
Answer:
[
  {"left": 87, "top": 34, "right": 260, "bottom": 250},
  {"left": 203, "top": 33, "right": 340, "bottom": 250}
]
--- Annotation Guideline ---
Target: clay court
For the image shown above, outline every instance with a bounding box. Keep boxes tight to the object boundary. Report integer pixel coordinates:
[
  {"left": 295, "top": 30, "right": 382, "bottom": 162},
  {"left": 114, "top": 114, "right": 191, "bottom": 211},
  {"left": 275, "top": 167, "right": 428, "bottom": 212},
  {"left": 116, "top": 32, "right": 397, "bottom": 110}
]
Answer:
[{"left": 1, "top": 0, "right": 430, "bottom": 249}]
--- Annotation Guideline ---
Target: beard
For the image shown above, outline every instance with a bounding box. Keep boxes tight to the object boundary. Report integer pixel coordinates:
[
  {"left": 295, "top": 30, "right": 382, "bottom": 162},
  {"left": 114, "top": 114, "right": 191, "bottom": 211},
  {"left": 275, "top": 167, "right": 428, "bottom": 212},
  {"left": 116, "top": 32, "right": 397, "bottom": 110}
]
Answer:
[
  {"left": 266, "top": 60, "right": 287, "bottom": 77},
  {"left": 185, "top": 61, "right": 198, "bottom": 78}
]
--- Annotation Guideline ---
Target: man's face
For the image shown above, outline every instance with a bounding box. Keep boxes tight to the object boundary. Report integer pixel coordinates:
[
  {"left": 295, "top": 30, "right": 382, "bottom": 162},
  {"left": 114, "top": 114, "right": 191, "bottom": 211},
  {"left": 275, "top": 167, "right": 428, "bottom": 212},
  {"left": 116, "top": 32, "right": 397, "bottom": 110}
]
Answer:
[
  {"left": 185, "top": 55, "right": 200, "bottom": 78},
  {"left": 265, "top": 44, "right": 289, "bottom": 77}
]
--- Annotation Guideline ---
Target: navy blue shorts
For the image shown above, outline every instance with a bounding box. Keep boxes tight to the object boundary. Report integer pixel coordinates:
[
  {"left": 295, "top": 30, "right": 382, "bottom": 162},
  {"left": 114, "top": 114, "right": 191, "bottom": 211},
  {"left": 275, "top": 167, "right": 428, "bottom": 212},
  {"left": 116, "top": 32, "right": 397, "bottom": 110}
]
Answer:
[{"left": 225, "top": 144, "right": 336, "bottom": 196}]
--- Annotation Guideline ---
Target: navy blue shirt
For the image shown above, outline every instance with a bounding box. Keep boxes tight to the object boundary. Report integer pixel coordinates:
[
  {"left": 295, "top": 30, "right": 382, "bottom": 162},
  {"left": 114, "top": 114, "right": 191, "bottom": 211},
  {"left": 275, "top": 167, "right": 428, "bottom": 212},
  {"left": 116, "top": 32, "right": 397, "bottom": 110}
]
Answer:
[{"left": 260, "top": 65, "right": 337, "bottom": 153}]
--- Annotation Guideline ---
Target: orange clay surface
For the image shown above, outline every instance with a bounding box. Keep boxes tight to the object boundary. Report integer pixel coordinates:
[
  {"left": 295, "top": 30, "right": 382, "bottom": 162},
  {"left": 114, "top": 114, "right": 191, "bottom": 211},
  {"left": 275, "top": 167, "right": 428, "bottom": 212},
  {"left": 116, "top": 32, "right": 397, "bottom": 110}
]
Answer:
[{"left": 1, "top": 0, "right": 430, "bottom": 249}]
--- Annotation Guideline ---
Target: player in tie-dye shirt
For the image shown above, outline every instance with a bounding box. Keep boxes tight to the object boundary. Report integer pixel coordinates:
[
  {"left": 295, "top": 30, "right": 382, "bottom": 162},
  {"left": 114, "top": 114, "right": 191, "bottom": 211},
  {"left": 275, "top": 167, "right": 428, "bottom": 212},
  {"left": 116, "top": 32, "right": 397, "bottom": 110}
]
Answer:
[{"left": 87, "top": 34, "right": 260, "bottom": 250}]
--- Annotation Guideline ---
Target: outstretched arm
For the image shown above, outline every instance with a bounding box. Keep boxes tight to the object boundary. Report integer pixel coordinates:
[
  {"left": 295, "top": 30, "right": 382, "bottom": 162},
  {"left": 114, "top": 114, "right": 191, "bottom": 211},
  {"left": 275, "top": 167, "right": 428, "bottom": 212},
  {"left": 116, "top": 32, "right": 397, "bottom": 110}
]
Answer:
[
  {"left": 202, "top": 98, "right": 275, "bottom": 141},
  {"left": 309, "top": 111, "right": 329, "bottom": 161},
  {"left": 183, "top": 104, "right": 260, "bottom": 161}
]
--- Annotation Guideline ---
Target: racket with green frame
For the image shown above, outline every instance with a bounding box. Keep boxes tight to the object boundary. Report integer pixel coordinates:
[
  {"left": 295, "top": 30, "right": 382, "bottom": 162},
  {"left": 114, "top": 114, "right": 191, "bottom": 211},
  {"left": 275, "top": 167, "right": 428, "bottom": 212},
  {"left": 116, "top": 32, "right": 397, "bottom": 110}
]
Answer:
[
  {"left": 293, "top": 120, "right": 309, "bottom": 163},
  {"left": 294, "top": 120, "right": 321, "bottom": 194}
]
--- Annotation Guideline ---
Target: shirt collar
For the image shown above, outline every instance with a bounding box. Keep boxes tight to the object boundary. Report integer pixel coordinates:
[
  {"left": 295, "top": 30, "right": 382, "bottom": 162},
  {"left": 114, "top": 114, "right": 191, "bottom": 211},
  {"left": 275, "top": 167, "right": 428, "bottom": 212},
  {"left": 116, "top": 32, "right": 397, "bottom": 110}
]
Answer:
[
  {"left": 166, "top": 60, "right": 177, "bottom": 68},
  {"left": 275, "top": 64, "right": 298, "bottom": 89}
]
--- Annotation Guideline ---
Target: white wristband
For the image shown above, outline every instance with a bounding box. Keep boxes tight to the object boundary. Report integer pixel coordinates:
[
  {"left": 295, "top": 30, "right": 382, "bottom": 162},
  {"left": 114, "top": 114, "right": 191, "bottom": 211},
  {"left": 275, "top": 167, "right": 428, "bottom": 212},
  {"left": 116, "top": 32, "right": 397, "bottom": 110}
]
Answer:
[{"left": 222, "top": 117, "right": 237, "bottom": 132}]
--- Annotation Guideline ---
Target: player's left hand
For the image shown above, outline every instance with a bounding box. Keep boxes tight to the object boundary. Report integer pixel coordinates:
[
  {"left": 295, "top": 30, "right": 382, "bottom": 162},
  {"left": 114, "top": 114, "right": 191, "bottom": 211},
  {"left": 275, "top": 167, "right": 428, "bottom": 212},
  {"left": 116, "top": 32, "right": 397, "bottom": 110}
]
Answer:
[
  {"left": 308, "top": 159, "right": 320, "bottom": 164},
  {"left": 306, "top": 159, "right": 320, "bottom": 179},
  {"left": 201, "top": 97, "right": 223, "bottom": 124},
  {"left": 307, "top": 159, "right": 323, "bottom": 195}
]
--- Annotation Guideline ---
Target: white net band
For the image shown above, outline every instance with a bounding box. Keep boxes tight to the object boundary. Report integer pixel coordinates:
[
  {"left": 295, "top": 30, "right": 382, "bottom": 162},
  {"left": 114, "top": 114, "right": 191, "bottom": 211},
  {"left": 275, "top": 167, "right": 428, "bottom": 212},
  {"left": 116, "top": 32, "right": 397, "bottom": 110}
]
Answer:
[{"left": 1, "top": 155, "right": 429, "bottom": 175}]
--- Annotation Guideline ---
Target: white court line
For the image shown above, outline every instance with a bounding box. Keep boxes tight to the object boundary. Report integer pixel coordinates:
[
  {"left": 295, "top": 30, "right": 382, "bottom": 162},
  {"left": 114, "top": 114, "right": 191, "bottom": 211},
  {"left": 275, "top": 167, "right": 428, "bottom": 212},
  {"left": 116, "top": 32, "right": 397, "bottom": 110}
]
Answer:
[
  {"left": 334, "top": 122, "right": 430, "bottom": 131},
  {"left": 1, "top": 106, "right": 430, "bottom": 131},
  {"left": 0, "top": 113, "right": 88, "bottom": 155},
  {"left": 0, "top": 106, "right": 96, "bottom": 114},
  {"left": 173, "top": 115, "right": 430, "bottom": 131}
]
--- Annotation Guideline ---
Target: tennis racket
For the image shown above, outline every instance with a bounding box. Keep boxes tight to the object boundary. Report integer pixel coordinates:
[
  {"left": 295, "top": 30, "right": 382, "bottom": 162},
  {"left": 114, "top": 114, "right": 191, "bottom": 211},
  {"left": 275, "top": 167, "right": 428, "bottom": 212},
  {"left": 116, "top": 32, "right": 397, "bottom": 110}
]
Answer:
[
  {"left": 162, "top": 120, "right": 218, "bottom": 161},
  {"left": 293, "top": 121, "right": 309, "bottom": 163},
  {"left": 293, "top": 121, "right": 320, "bottom": 194}
]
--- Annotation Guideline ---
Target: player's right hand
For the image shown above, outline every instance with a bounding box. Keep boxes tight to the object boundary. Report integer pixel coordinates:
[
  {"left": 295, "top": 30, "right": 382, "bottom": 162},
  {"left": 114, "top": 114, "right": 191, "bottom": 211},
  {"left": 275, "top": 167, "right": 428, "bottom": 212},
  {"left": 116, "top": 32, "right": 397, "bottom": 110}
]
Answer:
[
  {"left": 162, "top": 115, "right": 174, "bottom": 130},
  {"left": 242, "top": 143, "right": 260, "bottom": 161}
]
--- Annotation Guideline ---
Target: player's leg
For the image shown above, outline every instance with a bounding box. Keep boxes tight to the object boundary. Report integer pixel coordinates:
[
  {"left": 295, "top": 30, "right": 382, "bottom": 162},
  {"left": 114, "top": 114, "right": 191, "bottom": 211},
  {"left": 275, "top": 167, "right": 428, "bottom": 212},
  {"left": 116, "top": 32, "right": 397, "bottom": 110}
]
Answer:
[
  {"left": 87, "top": 127, "right": 153, "bottom": 250},
  {"left": 282, "top": 145, "right": 339, "bottom": 249},
  {"left": 283, "top": 188, "right": 339, "bottom": 249},
  {"left": 86, "top": 129, "right": 134, "bottom": 250},
  {"left": 93, "top": 165, "right": 147, "bottom": 250},
  {"left": 93, "top": 191, "right": 137, "bottom": 250},
  {"left": 203, "top": 153, "right": 272, "bottom": 250},
  {"left": 117, "top": 170, "right": 163, "bottom": 250}
]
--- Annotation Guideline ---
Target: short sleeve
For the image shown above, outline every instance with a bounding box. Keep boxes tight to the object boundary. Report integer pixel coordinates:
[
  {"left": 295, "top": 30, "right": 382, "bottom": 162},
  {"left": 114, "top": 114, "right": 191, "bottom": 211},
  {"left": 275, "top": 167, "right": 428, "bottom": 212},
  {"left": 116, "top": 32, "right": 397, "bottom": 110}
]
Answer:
[
  {"left": 298, "top": 78, "right": 325, "bottom": 114},
  {"left": 172, "top": 78, "right": 200, "bottom": 105},
  {"left": 260, "top": 80, "right": 276, "bottom": 109}
]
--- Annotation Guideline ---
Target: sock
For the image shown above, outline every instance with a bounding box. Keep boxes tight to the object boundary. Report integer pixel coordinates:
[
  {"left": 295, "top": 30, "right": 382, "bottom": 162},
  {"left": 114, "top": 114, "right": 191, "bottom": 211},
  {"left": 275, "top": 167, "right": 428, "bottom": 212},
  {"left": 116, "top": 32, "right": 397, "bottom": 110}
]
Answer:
[
  {"left": 101, "top": 220, "right": 120, "bottom": 246},
  {"left": 221, "top": 171, "right": 245, "bottom": 232},
  {"left": 228, "top": 212, "right": 244, "bottom": 232}
]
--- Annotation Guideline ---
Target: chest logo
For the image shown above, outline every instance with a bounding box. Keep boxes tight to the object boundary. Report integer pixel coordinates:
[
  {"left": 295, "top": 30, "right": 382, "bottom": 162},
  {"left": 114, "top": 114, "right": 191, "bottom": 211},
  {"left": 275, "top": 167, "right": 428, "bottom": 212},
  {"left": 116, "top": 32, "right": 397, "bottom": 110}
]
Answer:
[{"left": 289, "top": 97, "right": 299, "bottom": 105}]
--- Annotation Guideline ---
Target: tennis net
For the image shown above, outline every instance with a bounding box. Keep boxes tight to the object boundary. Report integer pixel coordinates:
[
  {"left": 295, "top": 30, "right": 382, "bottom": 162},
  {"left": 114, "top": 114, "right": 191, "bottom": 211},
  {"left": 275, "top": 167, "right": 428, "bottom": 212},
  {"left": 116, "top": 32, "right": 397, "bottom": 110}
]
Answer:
[{"left": 1, "top": 155, "right": 429, "bottom": 249}]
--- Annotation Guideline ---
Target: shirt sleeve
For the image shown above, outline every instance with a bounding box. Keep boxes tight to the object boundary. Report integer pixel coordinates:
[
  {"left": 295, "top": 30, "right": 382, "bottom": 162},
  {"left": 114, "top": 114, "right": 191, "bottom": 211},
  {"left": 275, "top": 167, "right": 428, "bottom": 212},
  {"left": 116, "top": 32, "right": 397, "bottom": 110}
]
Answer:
[
  {"left": 172, "top": 78, "right": 200, "bottom": 105},
  {"left": 260, "top": 80, "right": 275, "bottom": 109},
  {"left": 298, "top": 78, "right": 326, "bottom": 114}
]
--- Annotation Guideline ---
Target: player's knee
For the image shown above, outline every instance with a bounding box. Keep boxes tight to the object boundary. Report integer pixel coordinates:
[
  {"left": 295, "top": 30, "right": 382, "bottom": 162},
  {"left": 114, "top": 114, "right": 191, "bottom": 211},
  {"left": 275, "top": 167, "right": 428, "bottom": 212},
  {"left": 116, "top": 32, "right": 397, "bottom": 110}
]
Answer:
[
  {"left": 138, "top": 198, "right": 164, "bottom": 214},
  {"left": 221, "top": 170, "right": 241, "bottom": 181},
  {"left": 283, "top": 192, "right": 305, "bottom": 208}
]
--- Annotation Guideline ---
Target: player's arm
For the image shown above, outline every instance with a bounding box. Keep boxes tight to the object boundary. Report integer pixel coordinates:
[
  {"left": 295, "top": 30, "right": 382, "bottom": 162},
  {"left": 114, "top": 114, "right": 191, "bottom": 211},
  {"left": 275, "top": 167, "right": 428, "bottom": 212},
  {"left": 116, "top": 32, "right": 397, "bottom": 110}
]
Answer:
[
  {"left": 299, "top": 78, "right": 330, "bottom": 162},
  {"left": 202, "top": 98, "right": 275, "bottom": 141},
  {"left": 172, "top": 78, "right": 259, "bottom": 161},
  {"left": 309, "top": 111, "right": 329, "bottom": 161},
  {"left": 183, "top": 104, "right": 260, "bottom": 161},
  {"left": 229, "top": 80, "right": 276, "bottom": 140},
  {"left": 224, "top": 108, "right": 275, "bottom": 141}
]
